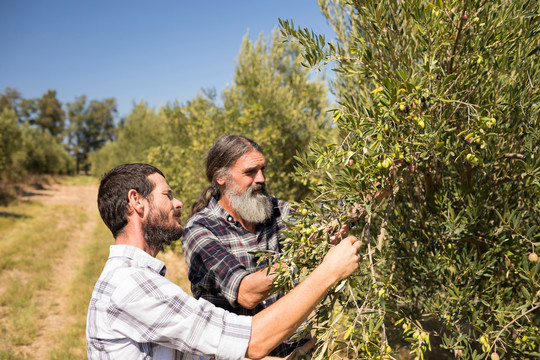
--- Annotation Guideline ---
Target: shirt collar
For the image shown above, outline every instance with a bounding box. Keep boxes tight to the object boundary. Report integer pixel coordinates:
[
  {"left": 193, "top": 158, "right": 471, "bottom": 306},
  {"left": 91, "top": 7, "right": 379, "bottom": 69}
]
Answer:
[
  {"left": 208, "top": 197, "right": 238, "bottom": 224},
  {"left": 109, "top": 244, "right": 167, "bottom": 276}
]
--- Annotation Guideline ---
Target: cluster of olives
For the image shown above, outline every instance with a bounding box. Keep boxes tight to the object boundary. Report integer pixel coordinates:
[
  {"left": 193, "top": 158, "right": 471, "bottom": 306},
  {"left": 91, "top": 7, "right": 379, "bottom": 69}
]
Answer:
[
  {"left": 466, "top": 153, "right": 482, "bottom": 166},
  {"left": 376, "top": 154, "right": 393, "bottom": 170},
  {"left": 463, "top": 116, "right": 497, "bottom": 166},
  {"left": 398, "top": 95, "right": 429, "bottom": 130},
  {"left": 481, "top": 116, "right": 496, "bottom": 129}
]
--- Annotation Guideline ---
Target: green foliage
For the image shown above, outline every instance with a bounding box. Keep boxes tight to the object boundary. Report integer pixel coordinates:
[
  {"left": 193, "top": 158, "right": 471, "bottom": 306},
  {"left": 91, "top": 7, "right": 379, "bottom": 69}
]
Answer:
[
  {"left": 16, "top": 124, "right": 75, "bottom": 175},
  {"left": 36, "top": 89, "right": 65, "bottom": 141},
  {"left": 0, "top": 107, "right": 73, "bottom": 180},
  {"left": 90, "top": 101, "right": 169, "bottom": 177},
  {"left": 0, "top": 109, "right": 22, "bottom": 173},
  {"left": 147, "top": 92, "right": 223, "bottom": 208},
  {"left": 67, "top": 95, "right": 117, "bottom": 174},
  {"left": 0, "top": 88, "right": 65, "bottom": 140},
  {"left": 278, "top": 0, "right": 539, "bottom": 358},
  {"left": 98, "top": 30, "right": 335, "bottom": 211},
  {"left": 0, "top": 88, "right": 93, "bottom": 182},
  {"left": 0, "top": 87, "right": 22, "bottom": 114}
]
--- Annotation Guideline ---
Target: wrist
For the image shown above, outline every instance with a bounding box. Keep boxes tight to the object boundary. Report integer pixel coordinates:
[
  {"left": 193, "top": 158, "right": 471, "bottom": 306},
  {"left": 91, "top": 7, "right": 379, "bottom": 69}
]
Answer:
[{"left": 311, "top": 261, "right": 339, "bottom": 290}]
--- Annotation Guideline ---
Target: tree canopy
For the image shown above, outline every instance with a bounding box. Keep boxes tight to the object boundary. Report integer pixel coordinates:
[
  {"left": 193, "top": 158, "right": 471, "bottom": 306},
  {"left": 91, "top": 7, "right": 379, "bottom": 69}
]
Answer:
[
  {"left": 277, "top": 0, "right": 539, "bottom": 358},
  {"left": 92, "top": 29, "right": 337, "bottom": 212}
]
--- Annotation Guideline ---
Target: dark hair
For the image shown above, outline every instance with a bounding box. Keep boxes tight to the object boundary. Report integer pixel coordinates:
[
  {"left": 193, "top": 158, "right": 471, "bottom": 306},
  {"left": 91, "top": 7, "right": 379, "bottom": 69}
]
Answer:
[
  {"left": 190, "top": 134, "right": 263, "bottom": 216},
  {"left": 98, "top": 163, "right": 165, "bottom": 238}
]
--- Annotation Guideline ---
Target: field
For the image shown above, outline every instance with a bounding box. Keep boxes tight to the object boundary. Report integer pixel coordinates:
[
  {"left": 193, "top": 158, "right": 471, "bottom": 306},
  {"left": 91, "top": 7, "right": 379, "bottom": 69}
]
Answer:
[{"left": 0, "top": 176, "right": 190, "bottom": 359}]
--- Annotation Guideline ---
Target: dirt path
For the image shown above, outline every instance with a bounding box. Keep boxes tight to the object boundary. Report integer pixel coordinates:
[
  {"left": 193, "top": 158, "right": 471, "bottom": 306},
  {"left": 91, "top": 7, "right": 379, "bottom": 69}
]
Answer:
[
  {"left": 21, "top": 182, "right": 99, "bottom": 357},
  {"left": 16, "top": 181, "right": 190, "bottom": 358}
]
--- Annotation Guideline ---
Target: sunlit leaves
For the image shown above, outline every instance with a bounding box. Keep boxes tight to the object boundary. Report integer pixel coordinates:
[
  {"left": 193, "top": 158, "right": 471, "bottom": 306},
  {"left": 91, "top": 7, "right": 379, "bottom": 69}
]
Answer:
[{"left": 279, "top": 0, "right": 539, "bottom": 358}]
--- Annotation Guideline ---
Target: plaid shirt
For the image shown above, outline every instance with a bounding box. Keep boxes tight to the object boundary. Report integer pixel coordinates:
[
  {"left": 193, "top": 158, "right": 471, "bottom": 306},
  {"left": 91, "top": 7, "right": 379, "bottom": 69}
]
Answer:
[
  {"left": 183, "top": 196, "right": 305, "bottom": 356},
  {"left": 86, "top": 245, "right": 251, "bottom": 360}
]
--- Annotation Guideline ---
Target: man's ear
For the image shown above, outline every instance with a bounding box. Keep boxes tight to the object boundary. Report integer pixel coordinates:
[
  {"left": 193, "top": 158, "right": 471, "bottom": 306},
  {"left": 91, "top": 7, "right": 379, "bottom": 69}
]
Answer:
[
  {"left": 216, "top": 176, "right": 226, "bottom": 186},
  {"left": 215, "top": 167, "right": 228, "bottom": 186},
  {"left": 127, "top": 189, "right": 145, "bottom": 215}
]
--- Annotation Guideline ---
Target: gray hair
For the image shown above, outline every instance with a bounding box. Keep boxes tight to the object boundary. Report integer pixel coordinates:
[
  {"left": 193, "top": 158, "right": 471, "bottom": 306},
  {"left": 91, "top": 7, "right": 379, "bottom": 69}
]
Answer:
[{"left": 189, "top": 134, "right": 263, "bottom": 217}]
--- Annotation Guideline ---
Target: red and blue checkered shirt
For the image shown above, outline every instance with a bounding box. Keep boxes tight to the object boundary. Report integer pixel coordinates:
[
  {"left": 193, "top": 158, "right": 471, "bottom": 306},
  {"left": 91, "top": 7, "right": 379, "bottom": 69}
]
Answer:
[
  {"left": 182, "top": 196, "right": 290, "bottom": 314},
  {"left": 183, "top": 196, "right": 306, "bottom": 356}
]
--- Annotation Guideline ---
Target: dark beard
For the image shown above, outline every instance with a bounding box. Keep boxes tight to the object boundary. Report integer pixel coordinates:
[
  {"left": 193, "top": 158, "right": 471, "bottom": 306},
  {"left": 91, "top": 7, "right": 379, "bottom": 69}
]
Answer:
[{"left": 142, "top": 207, "right": 184, "bottom": 253}]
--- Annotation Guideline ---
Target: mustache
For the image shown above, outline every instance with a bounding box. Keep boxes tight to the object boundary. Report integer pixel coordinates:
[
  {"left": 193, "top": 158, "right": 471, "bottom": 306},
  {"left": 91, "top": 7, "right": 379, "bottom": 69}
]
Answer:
[
  {"left": 249, "top": 183, "right": 266, "bottom": 193},
  {"left": 173, "top": 208, "right": 182, "bottom": 218}
]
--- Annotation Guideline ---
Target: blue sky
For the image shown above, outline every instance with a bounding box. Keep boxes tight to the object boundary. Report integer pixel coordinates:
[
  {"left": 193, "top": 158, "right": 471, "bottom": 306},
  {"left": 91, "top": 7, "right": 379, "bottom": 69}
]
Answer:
[{"left": 0, "top": 1, "right": 334, "bottom": 117}]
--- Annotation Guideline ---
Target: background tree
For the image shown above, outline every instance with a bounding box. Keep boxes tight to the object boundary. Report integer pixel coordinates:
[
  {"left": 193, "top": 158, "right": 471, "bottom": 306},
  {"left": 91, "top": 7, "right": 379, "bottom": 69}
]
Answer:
[
  {"left": 276, "top": 0, "right": 539, "bottom": 359},
  {"left": 35, "top": 89, "right": 65, "bottom": 141},
  {"left": 67, "top": 95, "right": 117, "bottom": 174},
  {"left": 0, "top": 109, "right": 22, "bottom": 175},
  {"left": 0, "top": 90, "right": 74, "bottom": 184},
  {"left": 146, "top": 90, "right": 224, "bottom": 207},
  {"left": 90, "top": 101, "right": 169, "bottom": 177},
  {"left": 0, "top": 87, "right": 37, "bottom": 126},
  {"left": 16, "top": 124, "right": 74, "bottom": 175},
  {"left": 0, "top": 87, "right": 22, "bottom": 113},
  {"left": 96, "top": 29, "right": 336, "bottom": 214}
]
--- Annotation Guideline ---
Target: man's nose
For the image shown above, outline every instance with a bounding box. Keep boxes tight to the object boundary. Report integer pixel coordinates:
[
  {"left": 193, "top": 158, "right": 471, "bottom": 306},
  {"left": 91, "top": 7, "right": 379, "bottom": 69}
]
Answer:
[
  {"left": 254, "top": 169, "right": 265, "bottom": 183},
  {"left": 173, "top": 198, "right": 183, "bottom": 209}
]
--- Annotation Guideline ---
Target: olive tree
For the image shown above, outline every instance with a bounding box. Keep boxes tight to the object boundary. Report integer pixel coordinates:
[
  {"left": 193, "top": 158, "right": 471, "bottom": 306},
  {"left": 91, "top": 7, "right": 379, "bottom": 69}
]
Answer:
[
  {"left": 148, "top": 30, "right": 335, "bottom": 209},
  {"left": 275, "top": 1, "right": 539, "bottom": 359}
]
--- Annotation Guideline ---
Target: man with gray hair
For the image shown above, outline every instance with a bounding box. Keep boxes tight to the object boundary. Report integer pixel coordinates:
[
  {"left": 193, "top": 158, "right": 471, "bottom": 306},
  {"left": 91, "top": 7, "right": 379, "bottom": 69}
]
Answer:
[
  {"left": 183, "top": 135, "right": 348, "bottom": 356},
  {"left": 87, "top": 162, "right": 361, "bottom": 359}
]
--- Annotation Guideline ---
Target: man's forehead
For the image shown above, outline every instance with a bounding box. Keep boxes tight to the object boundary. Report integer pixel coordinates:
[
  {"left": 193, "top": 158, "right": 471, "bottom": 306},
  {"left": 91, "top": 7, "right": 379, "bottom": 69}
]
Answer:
[
  {"left": 233, "top": 151, "right": 266, "bottom": 168},
  {"left": 148, "top": 173, "right": 170, "bottom": 190}
]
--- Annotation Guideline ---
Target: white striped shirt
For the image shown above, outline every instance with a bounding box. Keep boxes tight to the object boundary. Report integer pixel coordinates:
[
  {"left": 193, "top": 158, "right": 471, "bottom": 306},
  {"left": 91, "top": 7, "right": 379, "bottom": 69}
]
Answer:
[{"left": 86, "top": 245, "right": 251, "bottom": 360}]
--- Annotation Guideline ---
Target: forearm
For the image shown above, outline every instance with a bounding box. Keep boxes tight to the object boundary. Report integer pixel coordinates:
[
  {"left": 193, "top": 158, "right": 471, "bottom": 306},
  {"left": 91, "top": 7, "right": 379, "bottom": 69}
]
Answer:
[
  {"left": 237, "top": 264, "right": 279, "bottom": 309},
  {"left": 246, "top": 264, "right": 335, "bottom": 359}
]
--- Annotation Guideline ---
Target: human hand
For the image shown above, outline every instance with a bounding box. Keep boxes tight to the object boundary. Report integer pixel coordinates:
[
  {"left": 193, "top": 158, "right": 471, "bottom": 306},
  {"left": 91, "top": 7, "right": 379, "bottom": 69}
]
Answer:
[
  {"left": 286, "top": 337, "right": 316, "bottom": 359},
  {"left": 321, "top": 236, "right": 361, "bottom": 282}
]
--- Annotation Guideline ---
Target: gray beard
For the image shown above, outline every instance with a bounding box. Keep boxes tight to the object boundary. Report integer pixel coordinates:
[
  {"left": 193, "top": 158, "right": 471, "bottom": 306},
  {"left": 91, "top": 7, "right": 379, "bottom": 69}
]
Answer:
[{"left": 225, "top": 183, "right": 273, "bottom": 224}]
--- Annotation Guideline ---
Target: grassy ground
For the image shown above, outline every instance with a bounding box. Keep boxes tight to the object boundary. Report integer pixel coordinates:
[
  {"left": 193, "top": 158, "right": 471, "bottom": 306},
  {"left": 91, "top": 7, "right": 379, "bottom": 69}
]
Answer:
[{"left": 0, "top": 176, "right": 190, "bottom": 359}]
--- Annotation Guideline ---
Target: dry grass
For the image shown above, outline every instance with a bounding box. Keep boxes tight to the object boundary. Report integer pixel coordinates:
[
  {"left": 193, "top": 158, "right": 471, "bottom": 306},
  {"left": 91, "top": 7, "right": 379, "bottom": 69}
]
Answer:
[
  {"left": 0, "top": 174, "right": 60, "bottom": 206},
  {"left": 0, "top": 176, "right": 192, "bottom": 359}
]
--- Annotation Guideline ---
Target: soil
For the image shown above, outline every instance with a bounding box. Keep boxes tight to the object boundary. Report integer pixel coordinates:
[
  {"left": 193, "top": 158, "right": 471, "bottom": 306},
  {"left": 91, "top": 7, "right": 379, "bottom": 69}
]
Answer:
[
  {"left": 21, "top": 182, "right": 99, "bottom": 357},
  {"left": 15, "top": 181, "right": 190, "bottom": 357}
]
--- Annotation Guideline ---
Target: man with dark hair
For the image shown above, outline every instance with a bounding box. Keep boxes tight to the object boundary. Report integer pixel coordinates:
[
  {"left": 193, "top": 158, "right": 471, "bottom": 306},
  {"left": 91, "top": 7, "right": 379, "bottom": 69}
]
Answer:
[
  {"left": 87, "top": 162, "right": 361, "bottom": 359},
  {"left": 183, "top": 135, "right": 350, "bottom": 356}
]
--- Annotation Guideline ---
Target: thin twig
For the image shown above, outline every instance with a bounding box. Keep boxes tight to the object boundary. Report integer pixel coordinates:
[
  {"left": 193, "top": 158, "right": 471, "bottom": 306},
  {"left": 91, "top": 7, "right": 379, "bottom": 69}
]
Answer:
[
  {"left": 448, "top": 1, "right": 469, "bottom": 74},
  {"left": 503, "top": 153, "right": 526, "bottom": 160},
  {"left": 487, "top": 303, "right": 540, "bottom": 356},
  {"left": 377, "top": 181, "right": 401, "bottom": 251}
]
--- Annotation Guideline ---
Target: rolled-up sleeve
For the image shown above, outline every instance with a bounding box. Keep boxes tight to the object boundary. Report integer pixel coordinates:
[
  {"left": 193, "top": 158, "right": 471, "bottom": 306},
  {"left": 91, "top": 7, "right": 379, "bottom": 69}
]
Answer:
[{"left": 183, "top": 222, "right": 250, "bottom": 307}]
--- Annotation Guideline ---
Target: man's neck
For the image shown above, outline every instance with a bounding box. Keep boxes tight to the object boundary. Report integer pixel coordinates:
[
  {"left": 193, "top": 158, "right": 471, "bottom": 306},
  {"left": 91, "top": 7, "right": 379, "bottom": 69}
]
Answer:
[
  {"left": 115, "top": 227, "right": 158, "bottom": 257},
  {"left": 218, "top": 196, "right": 256, "bottom": 233}
]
